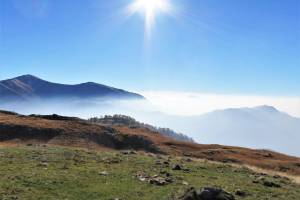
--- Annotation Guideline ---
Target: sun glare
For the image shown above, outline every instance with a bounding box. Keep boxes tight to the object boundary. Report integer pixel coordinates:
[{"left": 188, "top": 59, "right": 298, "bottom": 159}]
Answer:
[{"left": 128, "top": 0, "right": 172, "bottom": 36}]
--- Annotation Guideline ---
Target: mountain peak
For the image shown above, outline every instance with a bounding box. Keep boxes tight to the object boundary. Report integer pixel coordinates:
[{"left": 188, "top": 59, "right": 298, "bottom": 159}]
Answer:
[
  {"left": 254, "top": 105, "right": 279, "bottom": 113},
  {"left": 10, "top": 74, "right": 44, "bottom": 83},
  {"left": 14, "top": 74, "right": 39, "bottom": 80},
  {"left": 0, "top": 75, "right": 144, "bottom": 100}
]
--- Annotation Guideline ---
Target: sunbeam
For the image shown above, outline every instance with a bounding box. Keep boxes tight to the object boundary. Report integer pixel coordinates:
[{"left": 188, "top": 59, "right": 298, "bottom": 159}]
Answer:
[{"left": 127, "top": 0, "right": 173, "bottom": 37}]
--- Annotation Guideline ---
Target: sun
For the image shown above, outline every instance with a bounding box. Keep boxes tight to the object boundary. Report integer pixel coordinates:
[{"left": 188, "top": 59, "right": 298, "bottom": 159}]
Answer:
[{"left": 128, "top": 0, "right": 172, "bottom": 36}]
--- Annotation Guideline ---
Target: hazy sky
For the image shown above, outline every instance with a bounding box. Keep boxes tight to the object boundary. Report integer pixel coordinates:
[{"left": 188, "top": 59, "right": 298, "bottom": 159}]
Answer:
[{"left": 0, "top": 0, "right": 299, "bottom": 96}]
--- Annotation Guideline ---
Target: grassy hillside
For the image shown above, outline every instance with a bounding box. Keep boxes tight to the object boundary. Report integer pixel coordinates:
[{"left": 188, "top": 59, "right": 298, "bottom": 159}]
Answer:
[
  {"left": 0, "top": 146, "right": 299, "bottom": 200},
  {"left": 1, "top": 111, "right": 300, "bottom": 175}
]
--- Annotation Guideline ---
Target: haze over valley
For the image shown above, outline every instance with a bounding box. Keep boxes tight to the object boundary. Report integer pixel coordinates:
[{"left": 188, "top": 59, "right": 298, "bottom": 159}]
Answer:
[{"left": 1, "top": 75, "right": 299, "bottom": 156}]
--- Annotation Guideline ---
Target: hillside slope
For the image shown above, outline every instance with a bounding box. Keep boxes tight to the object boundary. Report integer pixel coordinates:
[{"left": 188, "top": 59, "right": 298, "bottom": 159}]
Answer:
[
  {"left": 0, "top": 146, "right": 299, "bottom": 200},
  {"left": 89, "top": 115, "right": 194, "bottom": 143},
  {"left": 0, "top": 110, "right": 299, "bottom": 175}
]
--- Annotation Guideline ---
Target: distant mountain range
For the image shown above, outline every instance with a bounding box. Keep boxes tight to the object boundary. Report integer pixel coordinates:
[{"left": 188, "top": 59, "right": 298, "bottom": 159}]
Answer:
[
  {"left": 163, "top": 105, "right": 300, "bottom": 156},
  {"left": 1, "top": 75, "right": 299, "bottom": 156},
  {"left": 0, "top": 75, "right": 144, "bottom": 101}
]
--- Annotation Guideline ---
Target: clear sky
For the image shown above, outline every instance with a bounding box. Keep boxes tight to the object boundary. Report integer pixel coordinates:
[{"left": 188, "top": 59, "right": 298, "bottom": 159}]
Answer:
[{"left": 0, "top": 0, "right": 299, "bottom": 96}]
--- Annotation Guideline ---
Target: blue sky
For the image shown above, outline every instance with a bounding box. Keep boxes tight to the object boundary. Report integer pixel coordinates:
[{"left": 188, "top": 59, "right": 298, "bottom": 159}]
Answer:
[{"left": 0, "top": 0, "right": 299, "bottom": 96}]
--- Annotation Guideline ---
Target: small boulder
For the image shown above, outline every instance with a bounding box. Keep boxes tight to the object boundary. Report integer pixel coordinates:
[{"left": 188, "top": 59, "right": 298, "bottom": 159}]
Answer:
[
  {"left": 182, "top": 181, "right": 189, "bottom": 186},
  {"left": 172, "top": 164, "right": 183, "bottom": 170},
  {"left": 263, "top": 181, "right": 281, "bottom": 188},
  {"left": 99, "top": 171, "right": 109, "bottom": 176},
  {"left": 179, "top": 187, "right": 235, "bottom": 200},
  {"left": 235, "top": 190, "right": 247, "bottom": 197}
]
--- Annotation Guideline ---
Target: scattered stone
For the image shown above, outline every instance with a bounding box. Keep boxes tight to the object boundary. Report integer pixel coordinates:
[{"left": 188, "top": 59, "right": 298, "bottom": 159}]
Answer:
[
  {"left": 183, "top": 158, "right": 193, "bottom": 162},
  {"left": 258, "top": 173, "right": 267, "bottom": 176},
  {"left": 182, "top": 181, "right": 189, "bottom": 186},
  {"left": 136, "top": 172, "right": 173, "bottom": 186},
  {"left": 263, "top": 153, "right": 273, "bottom": 158},
  {"left": 235, "top": 190, "right": 247, "bottom": 197},
  {"left": 179, "top": 187, "right": 235, "bottom": 200},
  {"left": 160, "top": 171, "right": 172, "bottom": 177},
  {"left": 37, "top": 162, "right": 49, "bottom": 168},
  {"left": 121, "top": 150, "right": 136, "bottom": 155},
  {"left": 257, "top": 176, "right": 266, "bottom": 181},
  {"left": 163, "top": 161, "right": 170, "bottom": 165},
  {"left": 273, "top": 175, "right": 281, "bottom": 179},
  {"left": 279, "top": 166, "right": 290, "bottom": 172},
  {"left": 221, "top": 158, "right": 240, "bottom": 163},
  {"left": 183, "top": 153, "right": 192, "bottom": 157},
  {"left": 149, "top": 176, "right": 171, "bottom": 186},
  {"left": 183, "top": 168, "right": 191, "bottom": 173},
  {"left": 263, "top": 181, "right": 281, "bottom": 188},
  {"left": 99, "top": 171, "right": 109, "bottom": 176},
  {"left": 155, "top": 160, "right": 162, "bottom": 165},
  {"left": 172, "top": 164, "right": 183, "bottom": 170}
]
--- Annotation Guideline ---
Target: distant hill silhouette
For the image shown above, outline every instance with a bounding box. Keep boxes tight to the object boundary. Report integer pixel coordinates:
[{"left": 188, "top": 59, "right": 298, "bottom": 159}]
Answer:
[
  {"left": 170, "top": 105, "right": 300, "bottom": 156},
  {"left": 0, "top": 75, "right": 144, "bottom": 101}
]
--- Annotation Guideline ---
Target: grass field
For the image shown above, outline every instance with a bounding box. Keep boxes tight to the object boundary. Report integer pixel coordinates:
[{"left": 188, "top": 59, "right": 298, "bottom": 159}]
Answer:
[{"left": 0, "top": 146, "right": 299, "bottom": 200}]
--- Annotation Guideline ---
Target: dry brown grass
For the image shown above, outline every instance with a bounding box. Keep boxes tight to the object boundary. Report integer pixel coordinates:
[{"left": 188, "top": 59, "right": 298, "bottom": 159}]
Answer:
[{"left": 1, "top": 111, "right": 300, "bottom": 176}]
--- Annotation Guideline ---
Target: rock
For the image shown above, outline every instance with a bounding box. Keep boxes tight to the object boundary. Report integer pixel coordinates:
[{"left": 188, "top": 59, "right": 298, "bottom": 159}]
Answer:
[
  {"left": 183, "top": 168, "right": 191, "bottom": 173},
  {"left": 221, "top": 158, "right": 240, "bottom": 163},
  {"left": 273, "top": 175, "right": 281, "bottom": 179},
  {"left": 279, "top": 166, "right": 290, "bottom": 172},
  {"left": 258, "top": 173, "right": 267, "bottom": 176},
  {"left": 263, "top": 153, "right": 273, "bottom": 158},
  {"left": 99, "top": 171, "right": 109, "bottom": 176},
  {"left": 121, "top": 150, "right": 136, "bottom": 155},
  {"left": 184, "top": 158, "right": 193, "bottom": 162},
  {"left": 182, "top": 181, "right": 189, "bottom": 186},
  {"left": 183, "top": 153, "right": 192, "bottom": 157},
  {"left": 235, "top": 190, "right": 246, "bottom": 197},
  {"left": 160, "top": 171, "right": 172, "bottom": 177},
  {"left": 149, "top": 176, "right": 172, "bottom": 186},
  {"left": 37, "top": 162, "right": 49, "bottom": 168},
  {"left": 179, "top": 187, "right": 235, "bottom": 200},
  {"left": 263, "top": 181, "right": 281, "bottom": 188},
  {"left": 136, "top": 172, "right": 172, "bottom": 186},
  {"left": 163, "top": 161, "right": 170, "bottom": 165},
  {"left": 172, "top": 164, "right": 183, "bottom": 170},
  {"left": 180, "top": 187, "right": 199, "bottom": 200}
]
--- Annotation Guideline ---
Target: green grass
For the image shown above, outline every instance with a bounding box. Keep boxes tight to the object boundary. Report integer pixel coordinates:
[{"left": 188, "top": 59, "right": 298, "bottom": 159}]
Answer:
[{"left": 0, "top": 146, "right": 299, "bottom": 200}]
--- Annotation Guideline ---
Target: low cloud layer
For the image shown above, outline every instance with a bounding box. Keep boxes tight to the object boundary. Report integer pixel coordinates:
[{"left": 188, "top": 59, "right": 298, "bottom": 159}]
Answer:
[
  {"left": 1, "top": 92, "right": 299, "bottom": 156},
  {"left": 141, "top": 91, "right": 300, "bottom": 117}
]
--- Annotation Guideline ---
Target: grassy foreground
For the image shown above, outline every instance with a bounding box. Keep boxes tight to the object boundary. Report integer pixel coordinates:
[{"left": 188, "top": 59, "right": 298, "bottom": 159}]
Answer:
[{"left": 0, "top": 146, "right": 299, "bottom": 200}]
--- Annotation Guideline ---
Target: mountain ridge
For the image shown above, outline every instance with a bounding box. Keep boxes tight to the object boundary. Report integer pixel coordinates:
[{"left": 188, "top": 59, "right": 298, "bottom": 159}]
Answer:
[
  {"left": 169, "top": 106, "right": 300, "bottom": 157},
  {"left": 0, "top": 74, "right": 144, "bottom": 101}
]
